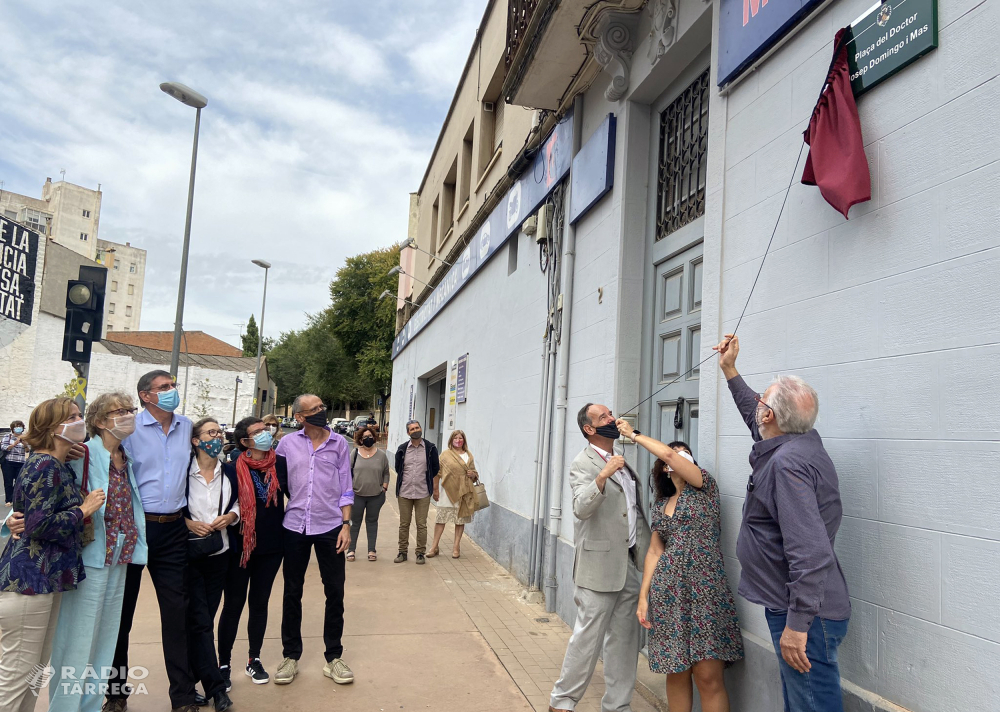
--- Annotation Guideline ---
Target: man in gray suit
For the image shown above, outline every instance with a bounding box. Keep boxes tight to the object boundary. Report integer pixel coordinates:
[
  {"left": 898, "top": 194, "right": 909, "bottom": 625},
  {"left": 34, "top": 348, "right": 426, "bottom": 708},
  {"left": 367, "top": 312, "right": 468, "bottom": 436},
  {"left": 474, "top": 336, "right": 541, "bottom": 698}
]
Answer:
[{"left": 549, "top": 403, "right": 652, "bottom": 712}]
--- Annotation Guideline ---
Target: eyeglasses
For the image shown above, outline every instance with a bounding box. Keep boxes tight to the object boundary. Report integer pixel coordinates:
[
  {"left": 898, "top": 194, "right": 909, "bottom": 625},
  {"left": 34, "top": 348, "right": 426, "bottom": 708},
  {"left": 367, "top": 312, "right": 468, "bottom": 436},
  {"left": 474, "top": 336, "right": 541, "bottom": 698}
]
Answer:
[
  {"left": 754, "top": 393, "right": 773, "bottom": 412},
  {"left": 245, "top": 428, "right": 265, "bottom": 439},
  {"left": 199, "top": 429, "right": 225, "bottom": 439},
  {"left": 145, "top": 383, "right": 175, "bottom": 393},
  {"left": 299, "top": 405, "right": 325, "bottom": 416},
  {"left": 108, "top": 407, "right": 137, "bottom": 418}
]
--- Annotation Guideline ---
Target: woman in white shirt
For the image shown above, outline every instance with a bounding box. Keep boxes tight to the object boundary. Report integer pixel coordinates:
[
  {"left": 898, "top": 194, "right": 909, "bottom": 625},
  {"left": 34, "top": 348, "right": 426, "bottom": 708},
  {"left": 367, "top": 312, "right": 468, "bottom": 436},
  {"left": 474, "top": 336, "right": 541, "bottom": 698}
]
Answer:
[{"left": 185, "top": 418, "right": 239, "bottom": 711}]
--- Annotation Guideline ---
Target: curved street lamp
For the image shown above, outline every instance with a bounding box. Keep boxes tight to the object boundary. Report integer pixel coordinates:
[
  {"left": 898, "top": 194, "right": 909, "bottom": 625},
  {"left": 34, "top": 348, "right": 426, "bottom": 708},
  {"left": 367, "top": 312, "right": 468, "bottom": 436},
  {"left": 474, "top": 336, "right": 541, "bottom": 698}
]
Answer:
[{"left": 161, "top": 81, "right": 208, "bottom": 378}]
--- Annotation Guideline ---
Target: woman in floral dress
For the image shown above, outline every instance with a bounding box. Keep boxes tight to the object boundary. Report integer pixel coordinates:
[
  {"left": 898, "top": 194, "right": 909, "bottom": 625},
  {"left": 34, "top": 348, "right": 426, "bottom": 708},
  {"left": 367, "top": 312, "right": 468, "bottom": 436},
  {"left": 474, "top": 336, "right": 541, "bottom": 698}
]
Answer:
[{"left": 616, "top": 422, "right": 743, "bottom": 712}]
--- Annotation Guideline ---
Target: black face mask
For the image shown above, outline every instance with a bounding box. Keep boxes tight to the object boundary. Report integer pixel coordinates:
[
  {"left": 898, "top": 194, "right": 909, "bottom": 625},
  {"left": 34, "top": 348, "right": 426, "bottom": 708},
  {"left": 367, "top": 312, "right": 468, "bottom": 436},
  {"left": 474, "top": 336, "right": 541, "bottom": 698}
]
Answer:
[
  {"left": 594, "top": 422, "right": 621, "bottom": 440},
  {"left": 362, "top": 436, "right": 375, "bottom": 448},
  {"left": 303, "top": 410, "right": 328, "bottom": 428},
  {"left": 410, "top": 430, "right": 423, "bottom": 440}
]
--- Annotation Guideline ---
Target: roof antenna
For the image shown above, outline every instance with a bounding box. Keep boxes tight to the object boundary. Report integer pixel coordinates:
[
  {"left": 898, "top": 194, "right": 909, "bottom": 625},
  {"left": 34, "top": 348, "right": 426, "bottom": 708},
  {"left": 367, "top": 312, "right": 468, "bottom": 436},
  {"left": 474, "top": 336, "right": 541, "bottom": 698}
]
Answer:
[{"left": 60, "top": 169, "right": 66, "bottom": 181}]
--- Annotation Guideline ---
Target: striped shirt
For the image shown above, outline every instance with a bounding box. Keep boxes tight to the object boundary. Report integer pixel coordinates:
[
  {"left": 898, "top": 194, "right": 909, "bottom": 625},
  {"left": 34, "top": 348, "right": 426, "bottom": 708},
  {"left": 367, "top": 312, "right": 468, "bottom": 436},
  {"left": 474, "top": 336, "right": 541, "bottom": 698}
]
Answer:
[{"left": 727, "top": 375, "right": 851, "bottom": 632}]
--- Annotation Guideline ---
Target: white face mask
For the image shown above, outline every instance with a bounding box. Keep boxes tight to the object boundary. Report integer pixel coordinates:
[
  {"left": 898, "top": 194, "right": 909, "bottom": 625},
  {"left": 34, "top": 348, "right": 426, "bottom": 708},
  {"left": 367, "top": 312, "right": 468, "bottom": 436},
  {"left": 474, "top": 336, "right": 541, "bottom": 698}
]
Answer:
[
  {"left": 56, "top": 420, "right": 87, "bottom": 444},
  {"left": 267, "top": 426, "right": 277, "bottom": 434},
  {"left": 109, "top": 414, "right": 136, "bottom": 440}
]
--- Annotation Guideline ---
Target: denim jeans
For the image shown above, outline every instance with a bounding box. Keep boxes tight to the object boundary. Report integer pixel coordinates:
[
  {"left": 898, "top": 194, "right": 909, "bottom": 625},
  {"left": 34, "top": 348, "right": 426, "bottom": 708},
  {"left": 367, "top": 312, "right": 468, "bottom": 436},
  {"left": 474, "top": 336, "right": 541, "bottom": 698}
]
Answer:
[{"left": 765, "top": 609, "right": 849, "bottom": 712}]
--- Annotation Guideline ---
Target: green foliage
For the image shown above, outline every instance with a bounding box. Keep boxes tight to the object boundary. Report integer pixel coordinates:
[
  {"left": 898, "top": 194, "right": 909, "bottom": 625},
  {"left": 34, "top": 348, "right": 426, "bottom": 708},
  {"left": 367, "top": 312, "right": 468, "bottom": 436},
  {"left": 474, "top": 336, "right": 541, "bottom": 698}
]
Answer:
[
  {"left": 327, "top": 246, "right": 398, "bottom": 390},
  {"left": 242, "top": 314, "right": 275, "bottom": 358},
  {"left": 265, "top": 246, "right": 398, "bottom": 409},
  {"left": 192, "top": 379, "right": 212, "bottom": 419}
]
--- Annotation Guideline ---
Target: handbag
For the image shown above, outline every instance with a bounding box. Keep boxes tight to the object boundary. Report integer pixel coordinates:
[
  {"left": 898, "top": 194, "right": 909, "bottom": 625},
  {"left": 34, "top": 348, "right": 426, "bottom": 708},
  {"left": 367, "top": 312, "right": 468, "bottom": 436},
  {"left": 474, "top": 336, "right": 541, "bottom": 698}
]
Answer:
[
  {"left": 79, "top": 448, "right": 96, "bottom": 548},
  {"left": 473, "top": 480, "right": 490, "bottom": 511},
  {"left": 186, "top": 462, "right": 226, "bottom": 560}
]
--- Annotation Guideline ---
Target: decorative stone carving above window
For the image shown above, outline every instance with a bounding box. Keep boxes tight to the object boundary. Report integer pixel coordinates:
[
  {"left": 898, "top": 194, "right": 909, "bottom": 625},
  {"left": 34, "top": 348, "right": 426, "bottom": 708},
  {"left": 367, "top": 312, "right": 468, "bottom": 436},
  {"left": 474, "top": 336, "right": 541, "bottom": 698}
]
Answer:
[{"left": 648, "top": 0, "right": 678, "bottom": 63}]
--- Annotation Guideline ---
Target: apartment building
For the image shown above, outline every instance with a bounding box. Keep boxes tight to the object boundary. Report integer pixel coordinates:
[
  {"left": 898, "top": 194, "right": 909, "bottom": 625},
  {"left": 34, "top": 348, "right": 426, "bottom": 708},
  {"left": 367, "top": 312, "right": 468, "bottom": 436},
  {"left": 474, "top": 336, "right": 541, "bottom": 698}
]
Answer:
[
  {"left": 392, "top": 0, "right": 999, "bottom": 710},
  {"left": 97, "top": 239, "right": 146, "bottom": 332},
  {"left": 399, "top": 0, "right": 538, "bottom": 320},
  {"left": 1, "top": 178, "right": 146, "bottom": 333}
]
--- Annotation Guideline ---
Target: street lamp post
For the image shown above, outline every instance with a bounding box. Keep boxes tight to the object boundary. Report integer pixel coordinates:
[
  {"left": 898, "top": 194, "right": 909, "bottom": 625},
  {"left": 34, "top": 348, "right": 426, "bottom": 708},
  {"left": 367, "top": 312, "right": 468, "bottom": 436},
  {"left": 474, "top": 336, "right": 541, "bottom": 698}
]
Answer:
[
  {"left": 160, "top": 81, "right": 208, "bottom": 378},
  {"left": 252, "top": 259, "right": 271, "bottom": 417}
]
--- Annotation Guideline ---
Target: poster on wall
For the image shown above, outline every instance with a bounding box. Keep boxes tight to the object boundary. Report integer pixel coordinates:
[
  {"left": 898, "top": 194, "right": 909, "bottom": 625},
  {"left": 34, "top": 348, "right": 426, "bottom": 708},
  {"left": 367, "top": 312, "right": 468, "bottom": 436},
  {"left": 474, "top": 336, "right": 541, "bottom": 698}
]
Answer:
[
  {"left": 446, "top": 360, "right": 458, "bottom": 430},
  {"left": 456, "top": 354, "right": 468, "bottom": 403},
  {"left": 0, "top": 218, "right": 40, "bottom": 349}
]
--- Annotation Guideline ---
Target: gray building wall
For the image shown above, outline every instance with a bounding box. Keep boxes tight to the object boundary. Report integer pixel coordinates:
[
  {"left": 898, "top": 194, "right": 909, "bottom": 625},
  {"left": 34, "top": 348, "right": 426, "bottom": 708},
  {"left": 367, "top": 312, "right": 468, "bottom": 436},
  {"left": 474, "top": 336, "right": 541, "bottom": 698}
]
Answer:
[
  {"left": 392, "top": 1, "right": 999, "bottom": 710},
  {"left": 699, "top": 0, "right": 1000, "bottom": 710}
]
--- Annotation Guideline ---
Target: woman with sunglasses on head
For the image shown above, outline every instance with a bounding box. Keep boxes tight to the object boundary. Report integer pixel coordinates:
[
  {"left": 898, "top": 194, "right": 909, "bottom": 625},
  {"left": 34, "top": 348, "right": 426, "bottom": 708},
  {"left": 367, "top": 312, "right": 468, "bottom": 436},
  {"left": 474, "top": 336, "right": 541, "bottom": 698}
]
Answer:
[
  {"left": 47, "top": 393, "right": 147, "bottom": 712},
  {"left": 615, "top": 422, "right": 743, "bottom": 712},
  {"left": 261, "top": 414, "right": 282, "bottom": 449},
  {"left": 185, "top": 419, "right": 238, "bottom": 711},
  {"left": 216, "top": 416, "right": 285, "bottom": 688},
  {"left": 0, "top": 398, "right": 105, "bottom": 712}
]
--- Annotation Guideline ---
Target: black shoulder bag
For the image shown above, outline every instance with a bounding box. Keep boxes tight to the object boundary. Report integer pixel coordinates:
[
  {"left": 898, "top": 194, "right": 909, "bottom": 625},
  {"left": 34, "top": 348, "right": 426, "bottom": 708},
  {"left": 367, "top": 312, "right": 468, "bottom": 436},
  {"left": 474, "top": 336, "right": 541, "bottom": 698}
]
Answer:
[{"left": 187, "top": 460, "right": 226, "bottom": 560}]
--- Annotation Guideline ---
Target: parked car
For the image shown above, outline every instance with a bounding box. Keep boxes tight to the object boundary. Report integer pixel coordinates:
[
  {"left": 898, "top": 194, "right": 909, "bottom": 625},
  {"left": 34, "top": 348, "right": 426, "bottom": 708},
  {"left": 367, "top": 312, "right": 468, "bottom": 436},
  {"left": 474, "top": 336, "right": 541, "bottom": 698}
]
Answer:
[
  {"left": 330, "top": 418, "right": 349, "bottom": 435},
  {"left": 345, "top": 415, "right": 370, "bottom": 438}
]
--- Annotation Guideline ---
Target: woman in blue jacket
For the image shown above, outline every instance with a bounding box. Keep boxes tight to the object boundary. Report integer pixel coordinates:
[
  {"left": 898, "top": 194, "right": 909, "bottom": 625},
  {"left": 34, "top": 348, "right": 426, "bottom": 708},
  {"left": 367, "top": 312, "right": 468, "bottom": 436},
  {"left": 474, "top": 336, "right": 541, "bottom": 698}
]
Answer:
[{"left": 48, "top": 392, "right": 147, "bottom": 712}]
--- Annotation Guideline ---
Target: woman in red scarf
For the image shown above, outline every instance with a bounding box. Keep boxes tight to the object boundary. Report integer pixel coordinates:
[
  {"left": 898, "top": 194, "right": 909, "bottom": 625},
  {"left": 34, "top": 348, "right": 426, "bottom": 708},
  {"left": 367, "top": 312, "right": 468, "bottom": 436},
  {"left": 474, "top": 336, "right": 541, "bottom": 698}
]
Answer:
[{"left": 216, "top": 416, "right": 285, "bottom": 690}]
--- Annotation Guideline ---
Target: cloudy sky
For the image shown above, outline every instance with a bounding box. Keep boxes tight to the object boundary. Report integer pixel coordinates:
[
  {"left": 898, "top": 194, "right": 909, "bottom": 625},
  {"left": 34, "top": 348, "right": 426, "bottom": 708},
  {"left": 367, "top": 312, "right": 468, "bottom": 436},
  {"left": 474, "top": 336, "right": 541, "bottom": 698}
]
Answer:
[{"left": 0, "top": 0, "right": 486, "bottom": 347}]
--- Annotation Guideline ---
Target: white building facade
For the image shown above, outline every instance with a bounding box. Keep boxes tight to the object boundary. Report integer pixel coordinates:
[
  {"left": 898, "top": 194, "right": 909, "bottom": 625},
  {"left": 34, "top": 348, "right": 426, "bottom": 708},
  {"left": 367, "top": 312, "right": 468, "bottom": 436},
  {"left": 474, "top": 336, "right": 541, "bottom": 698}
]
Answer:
[{"left": 391, "top": 0, "right": 999, "bottom": 710}]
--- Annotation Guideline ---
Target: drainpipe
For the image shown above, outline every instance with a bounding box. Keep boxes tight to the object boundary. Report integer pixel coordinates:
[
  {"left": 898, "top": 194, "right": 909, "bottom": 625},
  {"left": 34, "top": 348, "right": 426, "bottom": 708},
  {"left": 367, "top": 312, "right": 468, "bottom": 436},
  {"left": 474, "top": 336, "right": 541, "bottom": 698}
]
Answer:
[
  {"left": 527, "top": 327, "right": 553, "bottom": 588},
  {"left": 544, "top": 94, "right": 584, "bottom": 612},
  {"left": 532, "top": 335, "right": 557, "bottom": 588}
]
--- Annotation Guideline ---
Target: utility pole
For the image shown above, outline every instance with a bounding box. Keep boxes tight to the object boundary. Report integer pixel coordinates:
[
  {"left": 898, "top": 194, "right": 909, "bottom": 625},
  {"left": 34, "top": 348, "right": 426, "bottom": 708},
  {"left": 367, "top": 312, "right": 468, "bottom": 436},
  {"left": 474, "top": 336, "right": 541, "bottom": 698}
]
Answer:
[{"left": 232, "top": 376, "right": 242, "bottom": 426}]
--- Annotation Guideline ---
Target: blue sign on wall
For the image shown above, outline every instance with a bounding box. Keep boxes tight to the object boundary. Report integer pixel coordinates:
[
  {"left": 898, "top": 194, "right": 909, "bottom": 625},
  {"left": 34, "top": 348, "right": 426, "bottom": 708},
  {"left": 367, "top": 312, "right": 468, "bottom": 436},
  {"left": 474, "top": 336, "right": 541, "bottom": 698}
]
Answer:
[
  {"left": 570, "top": 114, "right": 616, "bottom": 224},
  {"left": 717, "top": 0, "right": 826, "bottom": 86},
  {"left": 391, "top": 111, "right": 575, "bottom": 359}
]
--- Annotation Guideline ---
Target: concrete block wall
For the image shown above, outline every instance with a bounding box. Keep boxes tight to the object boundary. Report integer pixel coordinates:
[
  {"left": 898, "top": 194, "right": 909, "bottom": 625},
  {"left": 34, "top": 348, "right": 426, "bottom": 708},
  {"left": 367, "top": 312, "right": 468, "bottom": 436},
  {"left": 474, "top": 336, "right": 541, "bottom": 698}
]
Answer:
[{"left": 703, "top": 0, "right": 1000, "bottom": 709}]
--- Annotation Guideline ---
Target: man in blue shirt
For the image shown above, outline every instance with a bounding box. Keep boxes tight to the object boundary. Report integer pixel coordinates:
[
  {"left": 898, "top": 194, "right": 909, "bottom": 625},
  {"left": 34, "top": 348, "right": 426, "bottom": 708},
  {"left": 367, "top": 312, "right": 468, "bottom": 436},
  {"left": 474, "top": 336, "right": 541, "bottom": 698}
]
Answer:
[{"left": 103, "top": 371, "right": 218, "bottom": 712}]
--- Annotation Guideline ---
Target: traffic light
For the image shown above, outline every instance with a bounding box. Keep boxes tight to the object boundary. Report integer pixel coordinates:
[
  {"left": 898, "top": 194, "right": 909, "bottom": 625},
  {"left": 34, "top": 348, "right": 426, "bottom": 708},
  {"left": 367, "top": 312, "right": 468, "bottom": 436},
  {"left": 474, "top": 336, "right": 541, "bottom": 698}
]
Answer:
[{"left": 61, "top": 265, "right": 107, "bottom": 364}]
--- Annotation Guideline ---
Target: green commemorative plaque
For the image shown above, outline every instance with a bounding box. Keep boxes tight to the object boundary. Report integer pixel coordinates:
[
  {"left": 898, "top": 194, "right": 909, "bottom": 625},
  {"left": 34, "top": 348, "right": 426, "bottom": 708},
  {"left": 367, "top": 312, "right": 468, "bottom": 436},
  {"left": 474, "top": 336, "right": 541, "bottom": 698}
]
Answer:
[{"left": 846, "top": 0, "right": 938, "bottom": 96}]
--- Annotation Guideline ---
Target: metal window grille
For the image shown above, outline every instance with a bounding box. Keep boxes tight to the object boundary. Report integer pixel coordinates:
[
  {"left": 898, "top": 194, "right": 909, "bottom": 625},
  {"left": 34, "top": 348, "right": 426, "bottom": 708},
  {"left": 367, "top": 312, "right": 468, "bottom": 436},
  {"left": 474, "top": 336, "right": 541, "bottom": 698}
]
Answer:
[{"left": 656, "top": 68, "right": 710, "bottom": 240}]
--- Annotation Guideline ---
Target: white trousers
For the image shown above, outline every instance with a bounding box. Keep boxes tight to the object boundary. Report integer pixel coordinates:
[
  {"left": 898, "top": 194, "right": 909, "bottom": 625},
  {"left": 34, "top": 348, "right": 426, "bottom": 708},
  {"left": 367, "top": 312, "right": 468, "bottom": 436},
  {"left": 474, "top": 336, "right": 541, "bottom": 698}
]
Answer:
[
  {"left": 550, "top": 564, "right": 642, "bottom": 712},
  {"left": 0, "top": 590, "right": 62, "bottom": 712}
]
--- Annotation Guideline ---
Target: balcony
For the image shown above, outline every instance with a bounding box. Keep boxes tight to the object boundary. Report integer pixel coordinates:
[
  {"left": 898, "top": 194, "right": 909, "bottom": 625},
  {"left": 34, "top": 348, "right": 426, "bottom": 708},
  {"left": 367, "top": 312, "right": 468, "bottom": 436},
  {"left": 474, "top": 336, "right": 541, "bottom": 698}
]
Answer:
[{"left": 502, "top": 0, "right": 646, "bottom": 110}]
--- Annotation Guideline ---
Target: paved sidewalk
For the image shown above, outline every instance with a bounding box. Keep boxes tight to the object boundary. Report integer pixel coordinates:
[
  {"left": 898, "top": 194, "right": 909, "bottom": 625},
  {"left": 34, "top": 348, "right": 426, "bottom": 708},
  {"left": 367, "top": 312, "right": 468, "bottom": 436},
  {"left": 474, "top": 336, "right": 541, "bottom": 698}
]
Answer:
[{"left": 27, "top": 464, "right": 658, "bottom": 711}]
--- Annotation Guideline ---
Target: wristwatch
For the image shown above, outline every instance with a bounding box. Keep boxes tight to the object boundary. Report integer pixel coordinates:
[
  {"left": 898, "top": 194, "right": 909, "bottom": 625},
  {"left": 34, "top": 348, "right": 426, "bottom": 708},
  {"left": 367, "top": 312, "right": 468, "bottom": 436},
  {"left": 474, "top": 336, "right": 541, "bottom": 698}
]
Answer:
[{"left": 630, "top": 430, "right": 642, "bottom": 444}]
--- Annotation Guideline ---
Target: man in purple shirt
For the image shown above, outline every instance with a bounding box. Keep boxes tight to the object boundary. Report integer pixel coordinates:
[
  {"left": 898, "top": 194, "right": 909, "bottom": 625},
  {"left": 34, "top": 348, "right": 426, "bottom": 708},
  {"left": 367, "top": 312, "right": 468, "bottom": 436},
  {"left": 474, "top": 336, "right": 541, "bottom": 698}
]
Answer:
[
  {"left": 714, "top": 335, "right": 850, "bottom": 712},
  {"left": 272, "top": 394, "right": 355, "bottom": 688}
]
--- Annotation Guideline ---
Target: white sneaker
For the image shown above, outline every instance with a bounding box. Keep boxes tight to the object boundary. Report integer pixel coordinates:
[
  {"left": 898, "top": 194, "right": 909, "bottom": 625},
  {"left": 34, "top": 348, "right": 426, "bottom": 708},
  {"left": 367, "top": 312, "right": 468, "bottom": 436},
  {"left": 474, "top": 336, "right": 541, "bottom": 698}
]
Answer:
[
  {"left": 323, "top": 658, "right": 354, "bottom": 684},
  {"left": 274, "top": 657, "right": 298, "bottom": 685}
]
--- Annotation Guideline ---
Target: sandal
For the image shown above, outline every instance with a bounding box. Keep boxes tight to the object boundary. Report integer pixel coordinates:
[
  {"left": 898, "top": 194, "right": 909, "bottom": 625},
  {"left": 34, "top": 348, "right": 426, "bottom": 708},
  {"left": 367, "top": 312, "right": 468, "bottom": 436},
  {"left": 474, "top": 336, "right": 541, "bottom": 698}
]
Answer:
[
  {"left": 346, "top": 552, "right": 355, "bottom": 562},
  {"left": 368, "top": 552, "right": 377, "bottom": 562}
]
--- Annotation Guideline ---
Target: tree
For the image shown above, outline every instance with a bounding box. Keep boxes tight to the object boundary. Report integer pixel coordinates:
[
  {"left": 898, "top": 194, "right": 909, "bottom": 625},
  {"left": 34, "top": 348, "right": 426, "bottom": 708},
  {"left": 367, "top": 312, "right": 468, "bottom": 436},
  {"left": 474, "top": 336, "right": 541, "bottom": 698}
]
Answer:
[
  {"left": 327, "top": 246, "right": 398, "bottom": 390},
  {"left": 242, "top": 314, "right": 275, "bottom": 358},
  {"left": 265, "top": 245, "right": 399, "bottom": 412}
]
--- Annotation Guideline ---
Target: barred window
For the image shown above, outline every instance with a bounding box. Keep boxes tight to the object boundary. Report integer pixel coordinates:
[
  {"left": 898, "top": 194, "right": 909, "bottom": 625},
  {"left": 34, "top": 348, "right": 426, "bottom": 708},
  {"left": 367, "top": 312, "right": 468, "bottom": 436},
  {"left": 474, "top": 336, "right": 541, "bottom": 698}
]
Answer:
[{"left": 656, "top": 68, "right": 710, "bottom": 240}]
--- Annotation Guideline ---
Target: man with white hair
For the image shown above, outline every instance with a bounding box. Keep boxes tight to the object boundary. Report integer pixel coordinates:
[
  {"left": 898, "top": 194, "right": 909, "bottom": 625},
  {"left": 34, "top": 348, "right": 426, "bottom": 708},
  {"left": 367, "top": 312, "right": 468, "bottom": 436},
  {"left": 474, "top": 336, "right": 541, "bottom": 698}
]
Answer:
[{"left": 714, "top": 334, "right": 850, "bottom": 712}]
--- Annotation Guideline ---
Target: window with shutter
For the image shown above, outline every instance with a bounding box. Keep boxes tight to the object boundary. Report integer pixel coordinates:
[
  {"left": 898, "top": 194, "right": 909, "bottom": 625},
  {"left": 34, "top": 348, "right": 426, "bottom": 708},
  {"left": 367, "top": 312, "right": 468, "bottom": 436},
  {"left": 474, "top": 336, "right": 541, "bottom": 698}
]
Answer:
[{"left": 493, "top": 99, "right": 505, "bottom": 152}]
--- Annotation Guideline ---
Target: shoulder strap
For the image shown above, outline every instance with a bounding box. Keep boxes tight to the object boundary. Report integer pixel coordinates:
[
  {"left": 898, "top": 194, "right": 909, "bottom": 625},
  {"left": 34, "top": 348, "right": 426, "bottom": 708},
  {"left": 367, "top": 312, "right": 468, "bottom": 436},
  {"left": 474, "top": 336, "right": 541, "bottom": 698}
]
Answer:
[
  {"left": 217, "top": 466, "right": 225, "bottom": 516},
  {"left": 352, "top": 448, "right": 359, "bottom": 472},
  {"left": 81, "top": 446, "right": 91, "bottom": 493}
]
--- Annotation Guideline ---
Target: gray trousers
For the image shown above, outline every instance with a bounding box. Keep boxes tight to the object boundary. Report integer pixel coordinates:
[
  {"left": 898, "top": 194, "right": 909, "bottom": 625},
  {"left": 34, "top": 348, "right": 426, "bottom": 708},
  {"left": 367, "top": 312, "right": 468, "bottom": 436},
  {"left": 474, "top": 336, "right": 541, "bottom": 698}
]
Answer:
[{"left": 550, "top": 563, "right": 642, "bottom": 712}]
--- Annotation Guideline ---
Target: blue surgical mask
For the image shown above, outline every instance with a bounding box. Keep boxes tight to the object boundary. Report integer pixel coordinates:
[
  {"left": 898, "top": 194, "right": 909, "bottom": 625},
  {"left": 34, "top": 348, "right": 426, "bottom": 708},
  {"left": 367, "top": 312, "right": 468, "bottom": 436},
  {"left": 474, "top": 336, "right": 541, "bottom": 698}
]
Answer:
[
  {"left": 156, "top": 388, "right": 180, "bottom": 412},
  {"left": 252, "top": 431, "right": 274, "bottom": 451},
  {"left": 197, "top": 437, "right": 224, "bottom": 459},
  {"left": 13, "top": 427, "right": 23, "bottom": 435}
]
